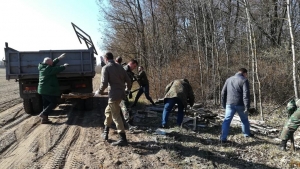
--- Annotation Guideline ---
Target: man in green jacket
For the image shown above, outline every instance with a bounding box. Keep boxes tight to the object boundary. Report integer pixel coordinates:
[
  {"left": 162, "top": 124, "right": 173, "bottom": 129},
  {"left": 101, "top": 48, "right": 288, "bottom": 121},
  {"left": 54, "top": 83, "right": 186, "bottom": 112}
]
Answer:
[
  {"left": 38, "top": 53, "right": 68, "bottom": 124},
  {"left": 160, "top": 79, "right": 195, "bottom": 128}
]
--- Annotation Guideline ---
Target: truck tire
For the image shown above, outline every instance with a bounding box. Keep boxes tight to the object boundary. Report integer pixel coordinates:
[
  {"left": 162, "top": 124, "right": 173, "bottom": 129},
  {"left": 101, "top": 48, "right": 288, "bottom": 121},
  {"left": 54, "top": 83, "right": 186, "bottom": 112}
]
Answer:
[
  {"left": 84, "top": 97, "right": 93, "bottom": 111},
  {"left": 32, "top": 95, "right": 43, "bottom": 114},
  {"left": 23, "top": 99, "right": 34, "bottom": 114},
  {"left": 75, "top": 99, "right": 85, "bottom": 111}
]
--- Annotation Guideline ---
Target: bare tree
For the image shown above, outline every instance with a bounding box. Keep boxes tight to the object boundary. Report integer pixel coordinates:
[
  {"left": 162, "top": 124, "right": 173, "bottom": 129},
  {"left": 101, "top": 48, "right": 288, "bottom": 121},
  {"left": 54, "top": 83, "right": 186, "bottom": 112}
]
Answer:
[{"left": 287, "top": 0, "right": 298, "bottom": 99}]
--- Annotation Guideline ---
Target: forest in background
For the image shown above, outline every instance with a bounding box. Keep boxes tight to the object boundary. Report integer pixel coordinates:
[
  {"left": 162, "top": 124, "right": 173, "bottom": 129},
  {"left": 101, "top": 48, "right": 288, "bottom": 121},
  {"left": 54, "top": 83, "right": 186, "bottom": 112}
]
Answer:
[{"left": 96, "top": 0, "right": 300, "bottom": 119}]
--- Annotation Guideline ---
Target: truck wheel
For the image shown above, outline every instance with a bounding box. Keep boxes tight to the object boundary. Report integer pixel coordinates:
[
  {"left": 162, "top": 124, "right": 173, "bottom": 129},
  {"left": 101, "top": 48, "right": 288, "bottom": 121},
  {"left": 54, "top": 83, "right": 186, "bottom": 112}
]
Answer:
[
  {"left": 32, "top": 95, "right": 43, "bottom": 114},
  {"left": 23, "top": 99, "right": 34, "bottom": 114},
  {"left": 84, "top": 98, "right": 93, "bottom": 111},
  {"left": 75, "top": 99, "right": 85, "bottom": 111}
]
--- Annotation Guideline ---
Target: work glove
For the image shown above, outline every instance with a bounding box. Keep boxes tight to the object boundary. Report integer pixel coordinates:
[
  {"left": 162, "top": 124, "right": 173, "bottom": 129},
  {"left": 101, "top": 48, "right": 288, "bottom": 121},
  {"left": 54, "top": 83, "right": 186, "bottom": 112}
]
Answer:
[
  {"left": 58, "top": 53, "right": 66, "bottom": 60},
  {"left": 244, "top": 109, "right": 249, "bottom": 116},
  {"left": 94, "top": 90, "right": 100, "bottom": 96},
  {"left": 63, "top": 63, "right": 69, "bottom": 67}
]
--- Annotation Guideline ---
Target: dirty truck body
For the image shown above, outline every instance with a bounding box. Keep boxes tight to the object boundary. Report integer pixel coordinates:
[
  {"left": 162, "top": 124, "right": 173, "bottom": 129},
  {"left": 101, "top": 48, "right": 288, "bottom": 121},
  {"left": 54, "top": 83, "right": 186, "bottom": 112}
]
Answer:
[{"left": 4, "top": 44, "right": 96, "bottom": 114}]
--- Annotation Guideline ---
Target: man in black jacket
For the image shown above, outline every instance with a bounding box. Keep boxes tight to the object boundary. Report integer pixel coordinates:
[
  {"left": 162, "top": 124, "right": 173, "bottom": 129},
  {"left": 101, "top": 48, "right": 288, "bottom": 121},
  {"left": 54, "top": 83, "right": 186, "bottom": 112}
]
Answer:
[
  {"left": 131, "top": 66, "right": 155, "bottom": 107},
  {"left": 220, "top": 68, "right": 254, "bottom": 143}
]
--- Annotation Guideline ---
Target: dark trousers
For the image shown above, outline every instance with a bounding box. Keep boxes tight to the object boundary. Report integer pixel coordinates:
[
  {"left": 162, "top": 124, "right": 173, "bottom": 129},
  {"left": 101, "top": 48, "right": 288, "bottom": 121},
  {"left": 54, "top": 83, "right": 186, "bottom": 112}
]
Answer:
[
  {"left": 133, "top": 85, "right": 155, "bottom": 105},
  {"left": 162, "top": 98, "right": 184, "bottom": 126},
  {"left": 40, "top": 94, "right": 58, "bottom": 116}
]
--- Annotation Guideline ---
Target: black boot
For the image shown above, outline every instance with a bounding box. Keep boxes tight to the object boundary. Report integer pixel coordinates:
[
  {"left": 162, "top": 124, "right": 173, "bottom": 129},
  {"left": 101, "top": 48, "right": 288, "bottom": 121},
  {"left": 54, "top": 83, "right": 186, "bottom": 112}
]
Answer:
[
  {"left": 101, "top": 126, "right": 109, "bottom": 141},
  {"left": 111, "top": 133, "right": 128, "bottom": 146},
  {"left": 278, "top": 140, "right": 287, "bottom": 151},
  {"left": 150, "top": 99, "right": 156, "bottom": 106}
]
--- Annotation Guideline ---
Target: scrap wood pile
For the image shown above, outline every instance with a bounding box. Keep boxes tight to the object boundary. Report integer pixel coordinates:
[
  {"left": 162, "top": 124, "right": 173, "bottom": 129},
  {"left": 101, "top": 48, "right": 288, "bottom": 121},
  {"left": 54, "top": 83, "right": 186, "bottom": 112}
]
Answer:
[
  {"left": 183, "top": 104, "right": 221, "bottom": 130},
  {"left": 137, "top": 99, "right": 281, "bottom": 134},
  {"left": 136, "top": 100, "right": 222, "bottom": 130}
]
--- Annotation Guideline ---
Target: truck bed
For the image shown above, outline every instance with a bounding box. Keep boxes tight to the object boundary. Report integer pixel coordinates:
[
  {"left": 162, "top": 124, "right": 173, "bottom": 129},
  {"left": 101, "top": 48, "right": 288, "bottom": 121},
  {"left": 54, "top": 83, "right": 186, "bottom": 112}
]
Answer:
[{"left": 4, "top": 46, "right": 96, "bottom": 80}]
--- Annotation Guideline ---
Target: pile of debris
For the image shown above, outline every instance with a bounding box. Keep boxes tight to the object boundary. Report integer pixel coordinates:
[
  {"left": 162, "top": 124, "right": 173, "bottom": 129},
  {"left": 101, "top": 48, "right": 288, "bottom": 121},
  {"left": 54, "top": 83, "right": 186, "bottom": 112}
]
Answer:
[
  {"left": 133, "top": 100, "right": 221, "bottom": 130},
  {"left": 134, "top": 99, "right": 280, "bottom": 135}
]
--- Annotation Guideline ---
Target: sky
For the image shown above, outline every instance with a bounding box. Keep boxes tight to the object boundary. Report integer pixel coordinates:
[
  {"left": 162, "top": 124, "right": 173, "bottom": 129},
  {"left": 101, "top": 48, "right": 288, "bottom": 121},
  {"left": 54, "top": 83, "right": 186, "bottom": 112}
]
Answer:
[{"left": 0, "top": 0, "right": 105, "bottom": 63}]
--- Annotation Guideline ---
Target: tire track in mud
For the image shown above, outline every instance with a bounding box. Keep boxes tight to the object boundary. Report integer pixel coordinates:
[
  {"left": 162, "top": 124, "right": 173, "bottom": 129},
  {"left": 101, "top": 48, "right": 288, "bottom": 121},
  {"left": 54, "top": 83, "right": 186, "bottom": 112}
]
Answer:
[
  {"left": 29, "top": 105, "right": 84, "bottom": 169},
  {"left": 0, "top": 104, "right": 75, "bottom": 168},
  {"left": 42, "top": 127, "right": 81, "bottom": 169},
  {"left": 0, "top": 103, "right": 24, "bottom": 129},
  {"left": 0, "top": 116, "right": 41, "bottom": 156},
  {"left": 0, "top": 69, "right": 20, "bottom": 113},
  {"left": 64, "top": 129, "right": 87, "bottom": 169},
  {"left": 0, "top": 98, "right": 23, "bottom": 113}
]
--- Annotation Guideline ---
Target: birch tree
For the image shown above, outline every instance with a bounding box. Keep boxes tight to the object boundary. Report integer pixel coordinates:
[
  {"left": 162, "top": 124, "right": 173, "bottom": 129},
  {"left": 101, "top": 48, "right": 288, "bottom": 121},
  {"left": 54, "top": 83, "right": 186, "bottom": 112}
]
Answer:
[{"left": 287, "top": 0, "right": 298, "bottom": 99}]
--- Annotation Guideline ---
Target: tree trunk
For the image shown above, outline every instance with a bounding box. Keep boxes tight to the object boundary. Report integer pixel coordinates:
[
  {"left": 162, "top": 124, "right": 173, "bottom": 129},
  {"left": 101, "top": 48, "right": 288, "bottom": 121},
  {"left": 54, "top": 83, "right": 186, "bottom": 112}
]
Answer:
[
  {"left": 287, "top": 0, "right": 298, "bottom": 99},
  {"left": 244, "top": 0, "right": 257, "bottom": 109}
]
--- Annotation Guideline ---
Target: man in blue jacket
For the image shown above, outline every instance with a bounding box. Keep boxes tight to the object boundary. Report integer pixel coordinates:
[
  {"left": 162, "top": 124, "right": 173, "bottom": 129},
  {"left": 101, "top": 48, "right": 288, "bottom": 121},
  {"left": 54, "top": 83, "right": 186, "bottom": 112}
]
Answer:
[{"left": 220, "top": 68, "right": 254, "bottom": 143}]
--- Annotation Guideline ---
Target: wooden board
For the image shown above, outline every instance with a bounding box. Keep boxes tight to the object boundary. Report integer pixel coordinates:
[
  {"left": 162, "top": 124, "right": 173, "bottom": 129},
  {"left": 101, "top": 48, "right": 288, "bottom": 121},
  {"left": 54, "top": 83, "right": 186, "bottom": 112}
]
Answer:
[{"left": 61, "top": 92, "right": 94, "bottom": 99}]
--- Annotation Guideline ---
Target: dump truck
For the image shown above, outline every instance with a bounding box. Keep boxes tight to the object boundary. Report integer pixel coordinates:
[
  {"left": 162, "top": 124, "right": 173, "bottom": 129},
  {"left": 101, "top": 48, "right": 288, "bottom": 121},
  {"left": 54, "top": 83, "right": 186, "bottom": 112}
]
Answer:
[{"left": 3, "top": 23, "right": 97, "bottom": 114}]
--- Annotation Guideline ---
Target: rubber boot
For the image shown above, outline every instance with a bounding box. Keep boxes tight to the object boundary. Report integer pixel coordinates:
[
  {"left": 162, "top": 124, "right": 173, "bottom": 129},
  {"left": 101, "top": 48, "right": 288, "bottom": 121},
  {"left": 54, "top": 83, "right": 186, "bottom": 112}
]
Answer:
[
  {"left": 101, "top": 126, "right": 109, "bottom": 141},
  {"left": 278, "top": 140, "right": 287, "bottom": 151},
  {"left": 39, "top": 114, "right": 52, "bottom": 124},
  {"left": 111, "top": 133, "right": 128, "bottom": 146}
]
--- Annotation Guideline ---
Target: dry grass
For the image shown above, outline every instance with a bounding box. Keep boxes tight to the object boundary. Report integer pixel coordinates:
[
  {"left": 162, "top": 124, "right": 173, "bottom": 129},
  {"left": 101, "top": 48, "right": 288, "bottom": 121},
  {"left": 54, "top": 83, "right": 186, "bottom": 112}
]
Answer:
[{"left": 150, "top": 113, "right": 300, "bottom": 168}]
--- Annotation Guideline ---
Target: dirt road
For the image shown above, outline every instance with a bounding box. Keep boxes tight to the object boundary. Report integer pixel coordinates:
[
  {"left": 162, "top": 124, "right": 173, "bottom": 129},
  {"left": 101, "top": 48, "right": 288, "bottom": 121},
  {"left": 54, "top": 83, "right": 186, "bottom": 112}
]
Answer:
[{"left": 0, "top": 68, "right": 174, "bottom": 169}]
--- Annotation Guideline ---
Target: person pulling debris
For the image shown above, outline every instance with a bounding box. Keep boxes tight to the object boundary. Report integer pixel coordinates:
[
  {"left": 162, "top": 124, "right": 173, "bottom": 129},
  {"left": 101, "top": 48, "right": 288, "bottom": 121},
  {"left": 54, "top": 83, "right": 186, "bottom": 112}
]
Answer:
[
  {"left": 159, "top": 79, "right": 195, "bottom": 128},
  {"left": 98, "top": 56, "right": 137, "bottom": 129},
  {"left": 38, "top": 53, "right": 69, "bottom": 124},
  {"left": 131, "top": 66, "right": 156, "bottom": 107},
  {"left": 279, "top": 99, "right": 300, "bottom": 151},
  {"left": 95, "top": 52, "right": 132, "bottom": 146},
  {"left": 120, "top": 59, "right": 139, "bottom": 128},
  {"left": 220, "top": 68, "right": 254, "bottom": 143}
]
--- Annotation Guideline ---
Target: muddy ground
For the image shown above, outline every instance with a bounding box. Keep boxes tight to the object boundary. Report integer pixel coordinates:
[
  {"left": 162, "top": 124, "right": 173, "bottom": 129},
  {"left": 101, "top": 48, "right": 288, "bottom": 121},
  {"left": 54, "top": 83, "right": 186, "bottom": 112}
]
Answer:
[{"left": 0, "top": 68, "right": 299, "bottom": 169}]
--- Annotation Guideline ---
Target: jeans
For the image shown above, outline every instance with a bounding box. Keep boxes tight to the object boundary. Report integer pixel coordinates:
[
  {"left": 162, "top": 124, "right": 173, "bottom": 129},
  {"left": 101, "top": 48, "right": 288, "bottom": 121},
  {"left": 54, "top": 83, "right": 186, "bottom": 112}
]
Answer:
[
  {"left": 162, "top": 98, "right": 184, "bottom": 126},
  {"left": 221, "top": 105, "right": 251, "bottom": 141},
  {"left": 40, "top": 94, "right": 58, "bottom": 116},
  {"left": 133, "top": 85, "right": 155, "bottom": 105}
]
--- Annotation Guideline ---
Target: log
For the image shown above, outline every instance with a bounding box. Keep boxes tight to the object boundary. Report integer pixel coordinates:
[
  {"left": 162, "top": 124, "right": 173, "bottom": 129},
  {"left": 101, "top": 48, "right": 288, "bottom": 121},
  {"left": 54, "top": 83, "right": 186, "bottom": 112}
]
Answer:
[{"left": 61, "top": 92, "right": 94, "bottom": 99}]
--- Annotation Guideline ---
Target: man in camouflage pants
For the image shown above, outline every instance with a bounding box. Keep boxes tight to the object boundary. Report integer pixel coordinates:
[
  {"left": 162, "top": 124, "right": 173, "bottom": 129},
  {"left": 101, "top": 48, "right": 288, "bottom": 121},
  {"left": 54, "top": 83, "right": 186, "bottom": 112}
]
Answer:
[
  {"left": 279, "top": 103, "right": 300, "bottom": 151},
  {"left": 121, "top": 59, "right": 138, "bottom": 128}
]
